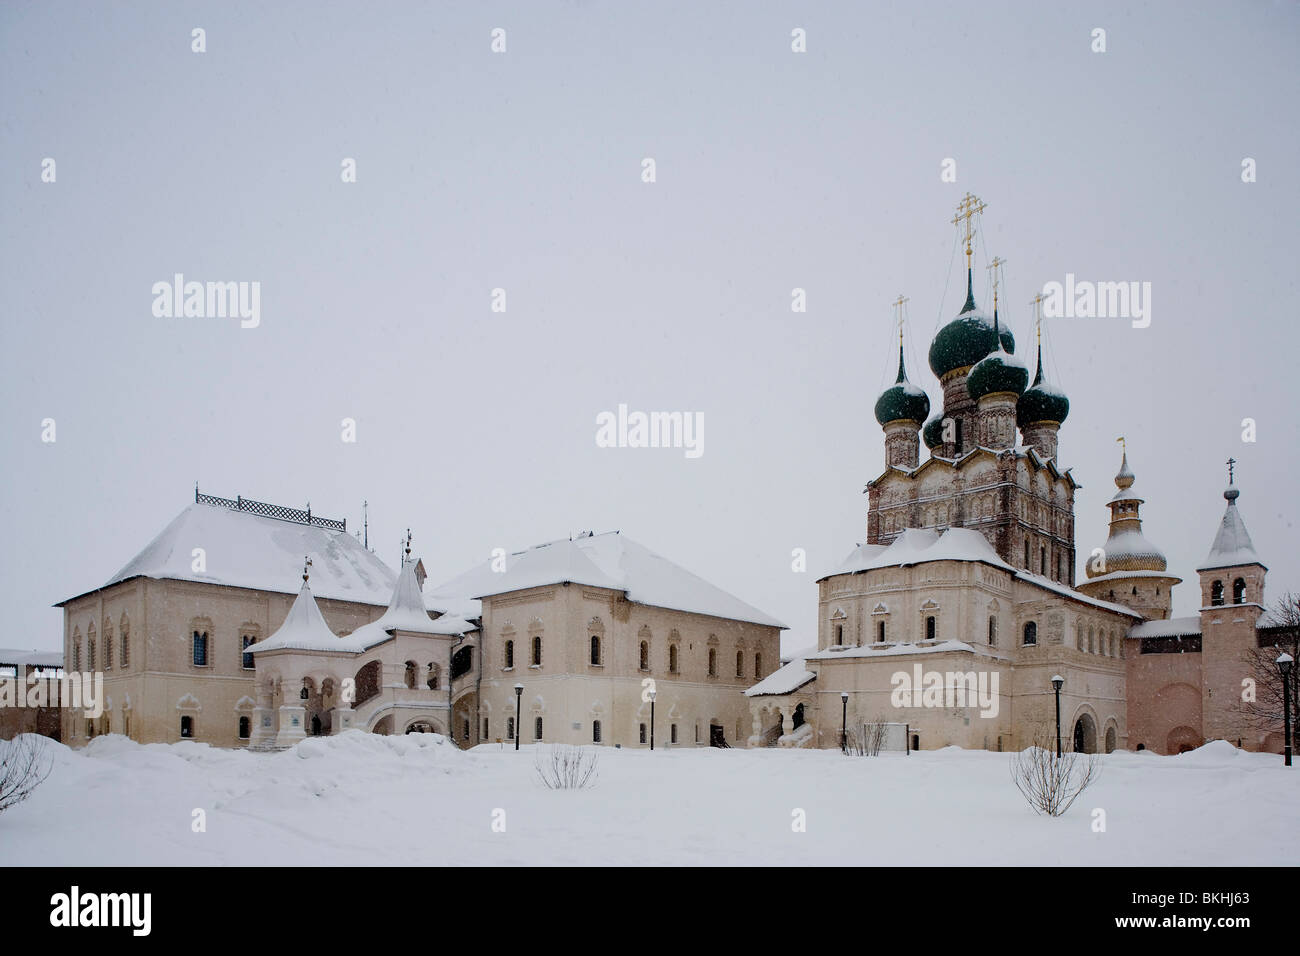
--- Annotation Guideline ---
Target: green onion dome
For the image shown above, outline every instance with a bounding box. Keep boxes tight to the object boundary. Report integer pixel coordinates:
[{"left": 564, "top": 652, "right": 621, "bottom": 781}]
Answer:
[
  {"left": 928, "top": 270, "right": 1015, "bottom": 379},
  {"left": 922, "top": 414, "right": 945, "bottom": 450},
  {"left": 874, "top": 345, "right": 931, "bottom": 426},
  {"left": 967, "top": 309, "right": 1028, "bottom": 401},
  {"left": 1017, "top": 340, "right": 1070, "bottom": 426}
]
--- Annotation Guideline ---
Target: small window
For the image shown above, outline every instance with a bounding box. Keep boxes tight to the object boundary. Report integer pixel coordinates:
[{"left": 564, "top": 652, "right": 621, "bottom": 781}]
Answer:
[
  {"left": 1024, "top": 540, "right": 1030, "bottom": 568},
  {"left": 105, "top": 632, "right": 113, "bottom": 669},
  {"left": 590, "top": 635, "right": 601, "bottom": 665},
  {"left": 640, "top": 641, "right": 650, "bottom": 670},
  {"left": 707, "top": 648, "right": 717, "bottom": 677},
  {"left": 1232, "top": 578, "right": 1246, "bottom": 604},
  {"left": 669, "top": 645, "right": 679, "bottom": 674},
  {"left": 531, "top": 636, "right": 542, "bottom": 666},
  {"left": 639, "top": 722, "right": 647, "bottom": 744},
  {"left": 878, "top": 620, "right": 885, "bottom": 642},
  {"left": 988, "top": 616, "right": 997, "bottom": 646},
  {"left": 592, "top": 720, "right": 602, "bottom": 743},
  {"left": 241, "top": 635, "right": 255, "bottom": 670},
  {"left": 754, "top": 652, "right": 762, "bottom": 679},
  {"left": 483, "top": 718, "right": 489, "bottom": 739},
  {"left": 671, "top": 724, "right": 678, "bottom": 744},
  {"left": 925, "top": 616, "right": 936, "bottom": 641},
  {"left": 1023, "top": 621, "right": 1038, "bottom": 646},
  {"left": 192, "top": 631, "right": 208, "bottom": 667},
  {"left": 180, "top": 715, "right": 194, "bottom": 739},
  {"left": 88, "top": 638, "right": 96, "bottom": 670},
  {"left": 1040, "top": 547, "right": 1047, "bottom": 575},
  {"left": 507, "top": 717, "right": 515, "bottom": 740},
  {"left": 835, "top": 624, "right": 843, "bottom": 645},
  {"left": 1210, "top": 580, "right": 1224, "bottom": 606},
  {"left": 735, "top": 650, "right": 743, "bottom": 677},
  {"left": 504, "top": 639, "right": 514, "bottom": 669},
  {"left": 238, "top": 716, "right": 250, "bottom": 739},
  {"left": 534, "top": 716, "right": 543, "bottom": 740}
]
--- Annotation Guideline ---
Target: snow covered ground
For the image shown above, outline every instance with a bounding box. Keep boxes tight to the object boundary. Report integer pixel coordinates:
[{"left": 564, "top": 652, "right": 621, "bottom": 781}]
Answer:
[{"left": 2, "top": 733, "right": 1295, "bottom": 866}]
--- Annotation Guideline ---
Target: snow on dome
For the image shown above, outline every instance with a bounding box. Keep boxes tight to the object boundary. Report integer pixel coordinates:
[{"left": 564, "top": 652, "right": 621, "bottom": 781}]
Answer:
[
  {"left": 1110, "top": 483, "right": 1146, "bottom": 504},
  {"left": 252, "top": 582, "right": 343, "bottom": 654},
  {"left": 1196, "top": 485, "right": 1264, "bottom": 572},
  {"left": 1087, "top": 529, "right": 1168, "bottom": 574},
  {"left": 430, "top": 531, "right": 785, "bottom": 629},
  {"left": 85, "top": 502, "right": 398, "bottom": 608}
]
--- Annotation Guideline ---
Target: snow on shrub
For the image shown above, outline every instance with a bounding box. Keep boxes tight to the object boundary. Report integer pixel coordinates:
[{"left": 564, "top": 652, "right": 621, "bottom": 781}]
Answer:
[
  {"left": 0, "top": 734, "right": 53, "bottom": 814},
  {"left": 1009, "top": 727, "right": 1101, "bottom": 816},
  {"left": 533, "top": 744, "right": 598, "bottom": 790}
]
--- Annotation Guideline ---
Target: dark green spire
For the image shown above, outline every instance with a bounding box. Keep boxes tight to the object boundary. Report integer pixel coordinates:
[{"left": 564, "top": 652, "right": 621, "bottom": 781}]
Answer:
[{"left": 962, "top": 267, "right": 976, "bottom": 313}]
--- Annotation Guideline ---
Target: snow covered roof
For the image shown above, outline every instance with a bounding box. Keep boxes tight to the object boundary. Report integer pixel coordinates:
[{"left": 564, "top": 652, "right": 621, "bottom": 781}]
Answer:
[
  {"left": 807, "top": 639, "right": 991, "bottom": 661},
  {"left": 745, "top": 647, "right": 816, "bottom": 697},
  {"left": 1197, "top": 488, "right": 1264, "bottom": 572},
  {"left": 1082, "top": 568, "right": 1180, "bottom": 587},
  {"left": 340, "top": 557, "right": 461, "bottom": 651},
  {"left": 1110, "top": 483, "right": 1146, "bottom": 503},
  {"left": 0, "top": 648, "right": 63, "bottom": 668},
  {"left": 818, "top": 527, "right": 1013, "bottom": 582},
  {"left": 430, "top": 531, "right": 785, "bottom": 629},
  {"left": 251, "top": 582, "right": 344, "bottom": 654},
  {"left": 72, "top": 501, "right": 398, "bottom": 608},
  {"left": 1129, "top": 616, "right": 1202, "bottom": 639},
  {"left": 1015, "top": 570, "right": 1144, "bottom": 619}
]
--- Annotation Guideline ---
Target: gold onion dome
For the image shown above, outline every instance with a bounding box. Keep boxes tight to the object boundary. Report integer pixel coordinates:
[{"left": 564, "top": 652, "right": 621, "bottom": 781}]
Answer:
[
  {"left": 874, "top": 343, "right": 931, "bottom": 426},
  {"left": 928, "top": 270, "right": 1015, "bottom": 379},
  {"left": 1018, "top": 339, "right": 1070, "bottom": 426}
]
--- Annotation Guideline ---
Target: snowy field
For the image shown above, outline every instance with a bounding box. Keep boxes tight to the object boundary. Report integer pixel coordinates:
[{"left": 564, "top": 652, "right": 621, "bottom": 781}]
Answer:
[{"left": 2, "top": 732, "right": 1295, "bottom": 866}]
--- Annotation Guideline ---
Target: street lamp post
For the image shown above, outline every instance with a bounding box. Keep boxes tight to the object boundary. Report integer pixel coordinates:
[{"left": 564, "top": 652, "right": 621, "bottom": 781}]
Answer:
[
  {"left": 649, "top": 689, "right": 656, "bottom": 751},
  {"left": 840, "top": 691, "right": 849, "bottom": 753},
  {"left": 513, "top": 683, "right": 523, "bottom": 752},
  {"left": 1051, "top": 675, "right": 1064, "bottom": 759},
  {"left": 1278, "top": 653, "right": 1293, "bottom": 767}
]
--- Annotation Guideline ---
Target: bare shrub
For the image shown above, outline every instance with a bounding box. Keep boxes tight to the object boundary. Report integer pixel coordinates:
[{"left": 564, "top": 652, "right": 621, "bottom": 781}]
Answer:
[
  {"left": 1010, "top": 726, "right": 1101, "bottom": 816},
  {"left": 533, "top": 744, "right": 599, "bottom": 790},
  {"left": 0, "top": 734, "right": 53, "bottom": 814},
  {"left": 844, "top": 718, "right": 889, "bottom": 757}
]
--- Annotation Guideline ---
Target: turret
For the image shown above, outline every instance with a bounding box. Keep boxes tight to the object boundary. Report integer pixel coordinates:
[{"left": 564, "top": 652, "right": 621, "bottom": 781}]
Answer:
[
  {"left": 966, "top": 258, "right": 1027, "bottom": 450},
  {"left": 1017, "top": 295, "right": 1070, "bottom": 460},
  {"left": 874, "top": 296, "right": 930, "bottom": 470}
]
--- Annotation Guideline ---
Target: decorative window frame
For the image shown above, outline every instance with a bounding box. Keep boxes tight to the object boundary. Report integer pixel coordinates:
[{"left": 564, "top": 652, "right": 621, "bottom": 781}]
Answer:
[{"left": 189, "top": 616, "right": 214, "bottom": 668}]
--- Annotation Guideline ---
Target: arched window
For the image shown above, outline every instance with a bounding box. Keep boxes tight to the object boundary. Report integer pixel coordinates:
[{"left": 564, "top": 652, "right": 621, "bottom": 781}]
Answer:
[
  {"left": 404, "top": 661, "right": 417, "bottom": 689},
  {"left": 1024, "top": 540, "right": 1030, "bottom": 568},
  {"left": 504, "top": 639, "right": 514, "bottom": 669},
  {"left": 925, "top": 616, "right": 936, "bottom": 641},
  {"left": 735, "top": 650, "right": 743, "bottom": 677},
  {"left": 590, "top": 635, "right": 601, "bottom": 665},
  {"left": 426, "top": 663, "right": 439, "bottom": 690},
  {"left": 72, "top": 636, "right": 81, "bottom": 672},
  {"left": 878, "top": 620, "right": 886, "bottom": 642},
  {"left": 640, "top": 641, "right": 650, "bottom": 670},
  {"left": 1023, "top": 621, "right": 1038, "bottom": 646},
  {"left": 119, "top": 622, "right": 129, "bottom": 667},
  {"left": 534, "top": 716, "right": 543, "bottom": 740},
  {"left": 835, "top": 624, "right": 843, "bottom": 645},
  {"left": 988, "top": 616, "right": 997, "bottom": 646},
  {"left": 592, "top": 720, "right": 602, "bottom": 743},
  {"left": 671, "top": 724, "right": 678, "bottom": 744},
  {"left": 180, "top": 715, "right": 194, "bottom": 738},
  {"left": 669, "top": 644, "right": 679, "bottom": 674},
  {"left": 639, "top": 723, "right": 647, "bottom": 744},
  {"left": 1132, "top": 586, "right": 1138, "bottom": 595},
  {"left": 238, "top": 716, "right": 250, "bottom": 740},
  {"left": 754, "top": 652, "right": 762, "bottom": 679},
  {"left": 531, "top": 636, "right": 542, "bottom": 666},
  {"left": 1040, "top": 547, "right": 1047, "bottom": 575},
  {"left": 1210, "top": 580, "right": 1224, "bottom": 606},
  {"left": 88, "top": 634, "right": 96, "bottom": 670},
  {"left": 707, "top": 648, "right": 717, "bottom": 677},
  {"left": 191, "top": 631, "right": 207, "bottom": 667},
  {"left": 241, "top": 635, "right": 255, "bottom": 670},
  {"left": 1232, "top": 578, "right": 1246, "bottom": 604},
  {"left": 104, "top": 627, "right": 113, "bottom": 669}
]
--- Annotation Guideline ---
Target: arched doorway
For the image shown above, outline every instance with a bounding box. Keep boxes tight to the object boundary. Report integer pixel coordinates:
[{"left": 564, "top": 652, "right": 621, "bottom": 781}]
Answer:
[
  {"left": 372, "top": 714, "right": 394, "bottom": 735},
  {"left": 1104, "top": 725, "right": 1116, "bottom": 754},
  {"left": 1166, "top": 725, "right": 1201, "bottom": 754},
  {"left": 310, "top": 714, "right": 322, "bottom": 736},
  {"left": 792, "top": 703, "right": 805, "bottom": 729},
  {"left": 405, "top": 719, "right": 438, "bottom": 734},
  {"left": 1072, "top": 713, "right": 1097, "bottom": 754}
]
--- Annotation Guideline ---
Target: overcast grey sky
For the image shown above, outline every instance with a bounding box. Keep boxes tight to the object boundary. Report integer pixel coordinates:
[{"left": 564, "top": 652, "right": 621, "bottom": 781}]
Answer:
[{"left": 3, "top": 0, "right": 1298, "bottom": 654}]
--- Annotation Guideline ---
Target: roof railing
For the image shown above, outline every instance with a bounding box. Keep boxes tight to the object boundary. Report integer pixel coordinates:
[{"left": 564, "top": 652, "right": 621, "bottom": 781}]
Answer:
[{"left": 195, "top": 487, "right": 346, "bottom": 532}]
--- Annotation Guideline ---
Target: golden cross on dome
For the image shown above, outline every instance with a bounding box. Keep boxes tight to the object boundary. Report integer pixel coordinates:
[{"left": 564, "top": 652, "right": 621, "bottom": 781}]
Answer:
[
  {"left": 1117, "top": 436, "right": 1127, "bottom": 454},
  {"left": 987, "top": 256, "right": 1005, "bottom": 311},
  {"left": 1030, "top": 292, "right": 1045, "bottom": 344},
  {"left": 1227, "top": 457, "right": 1236, "bottom": 485},
  {"left": 951, "top": 192, "right": 987, "bottom": 271},
  {"left": 892, "top": 293, "right": 909, "bottom": 345}
]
